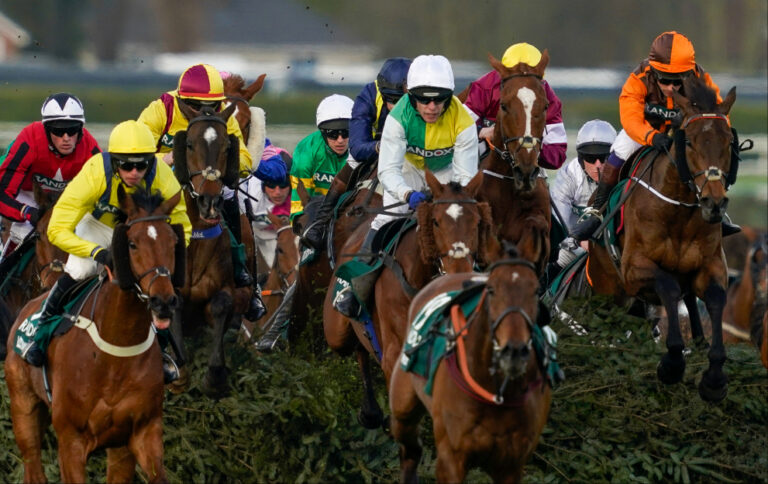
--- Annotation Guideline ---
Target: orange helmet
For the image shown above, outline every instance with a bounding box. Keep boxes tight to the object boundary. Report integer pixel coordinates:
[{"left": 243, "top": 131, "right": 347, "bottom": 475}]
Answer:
[
  {"left": 648, "top": 31, "right": 696, "bottom": 74},
  {"left": 177, "top": 64, "right": 226, "bottom": 101}
]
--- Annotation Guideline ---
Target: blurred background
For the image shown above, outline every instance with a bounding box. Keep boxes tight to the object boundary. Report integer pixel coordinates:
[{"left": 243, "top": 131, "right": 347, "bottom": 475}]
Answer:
[{"left": 0, "top": 0, "right": 765, "bottom": 225}]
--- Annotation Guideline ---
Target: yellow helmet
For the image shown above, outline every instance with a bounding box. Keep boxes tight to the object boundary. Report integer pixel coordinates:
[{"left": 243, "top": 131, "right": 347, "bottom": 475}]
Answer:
[
  {"left": 177, "top": 63, "right": 226, "bottom": 101},
  {"left": 108, "top": 120, "right": 156, "bottom": 154},
  {"left": 501, "top": 43, "right": 542, "bottom": 68}
]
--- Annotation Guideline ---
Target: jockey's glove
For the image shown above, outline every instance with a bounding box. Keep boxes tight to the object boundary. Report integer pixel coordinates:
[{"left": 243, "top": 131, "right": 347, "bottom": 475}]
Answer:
[
  {"left": 93, "top": 248, "right": 113, "bottom": 269},
  {"left": 651, "top": 133, "right": 673, "bottom": 151},
  {"left": 407, "top": 191, "right": 428, "bottom": 210},
  {"left": 21, "top": 205, "right": 41, "bottom": 225}
]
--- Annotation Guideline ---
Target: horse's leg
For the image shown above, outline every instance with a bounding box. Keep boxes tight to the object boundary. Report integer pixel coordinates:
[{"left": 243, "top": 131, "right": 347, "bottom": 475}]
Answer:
[
  {"left": 683, "top": 291, "right": 708, "bottom": 349},
  {"left": 355, "top": 343, "right": 384, "bottom": 430},
  {"left": 204, "top": 290, "right": 233, "bottom": 396},
  {"left": 697, "top": 279, "right": 729, "bottom": 402},
  {"left": 56, "top": 431, "right": 88, "bottom": 484},
  {"left": 653, "top": 269, "right": 686, "bottom": 384},
  {"left": 434, "top": 429, "right": 467, "bottom": 484},
  {"left": 389, "top": 367, "right": 424, "bottom": 484},
  {"left": 106, "top": 446, "right": 136, "bottom": 483},
  {"left": 130, "top": 420, "right": 167, "bottom": 484},
  {"left": 5, "top": 358, "right": 48, "bottom": 483}
]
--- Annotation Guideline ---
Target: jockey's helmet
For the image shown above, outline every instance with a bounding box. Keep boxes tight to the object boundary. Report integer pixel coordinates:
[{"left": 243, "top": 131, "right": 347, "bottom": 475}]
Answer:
[
  {"left": 576, "top": 119, "right": 616, "bottom": 165},
  {"left": 108, "top": 120, "right": 157, "bottom": 171},
  {"left": 648, "top": 31, "right": 696, "bottom": 75},
  {"left": 177, "top": 64, "right": 227, "bottom": 102},
  {"left": 41, "top": 93, "right": 85, "bottom": 128},
  {"left": 377, "top": 57, "right": 411, "bottom": 101},
  {"left": 406, "top": 55, "right": 454, "bottom": 104},
  {"left": 501, "top": 43, "right": 542, "bottom": 68},
  {"left": 316, "top": 94, "right": 354, "bottom": 130}
]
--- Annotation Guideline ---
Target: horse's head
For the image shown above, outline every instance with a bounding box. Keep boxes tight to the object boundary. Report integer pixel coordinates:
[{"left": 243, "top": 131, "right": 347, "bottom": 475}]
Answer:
[
  {"left": 173, "top": 101, "right": 240, "bottom": 224},
  {"left": 484, "top": 243, "right": 540, "bottom": 389},
  {"left": 488, "top": 50, "right": 549, "bottom": 191},
  {"left": 31, "top": 183, "right": 66, "bottom": 289},
  {"left": 223, "top": 73, "right": 266, "bottom": 141},
  {"left": 417, "top": 170, "right": 496, "bottom": 273},
  {"left": 267, "top": 213, "right": 299, "bottom": 289},
  {"left": 112, "top": 186, "right": 185, "bottom": 330},
  {"left": 672, "top": 77, "right": 736, "bottom": 224}
]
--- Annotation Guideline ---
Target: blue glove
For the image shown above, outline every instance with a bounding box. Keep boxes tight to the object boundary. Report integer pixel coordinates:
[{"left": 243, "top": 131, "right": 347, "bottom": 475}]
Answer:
[
  {"left": 407, "top": 191, "right": 428, "bottom": 210},
  {"left": 254, "top": 155, "right": 288, "bottom": 184}
]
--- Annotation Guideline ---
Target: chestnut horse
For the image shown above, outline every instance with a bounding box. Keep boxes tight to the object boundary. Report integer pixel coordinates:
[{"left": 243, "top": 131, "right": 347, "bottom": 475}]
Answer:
[
  {"left": 170, "top": 101, "right": 249, "bottom": 395},
  {"left": 5, "top": 186, "right": 184, "bottom": 483},
  {"left": 458, "top": 52, "right": 551, "bottom": 274},
  {"left": 389, "top": 247, "right": 550, "bottom": 483},
  {"left": 323, "top": 170, "right": 497, "bottom": 428},
  {"left": 586, "top": 76, "right": 738, "bottom": 402}
]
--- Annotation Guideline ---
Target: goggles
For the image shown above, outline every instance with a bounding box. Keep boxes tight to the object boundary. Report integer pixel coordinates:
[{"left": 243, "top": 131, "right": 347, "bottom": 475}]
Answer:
[
  {"left": 321, "top": 128, "right": 349, "bottom": 140},
  {"left": 382, "top": 93, "right": 403, "bottom": 105},
  {"left": 48, "top": 125, "right": 81, "bottom": 137},
  {"left": 410, "top": 91, "right": 452, "bottom": 106},
  {"left": 113, "top": 153, "right": 153, "bottom": 172},
  {"left": 182, "top": 99, "right": 221, "bottom": 111},
  {"left": 264, "top": 180, "right": 290, "bottom": 189},
  {"left": 657, "top": 78, "right": 683, "bottom": 87},
  {"left": 580, "top": 153, "right": 608, "bottom": 164}
]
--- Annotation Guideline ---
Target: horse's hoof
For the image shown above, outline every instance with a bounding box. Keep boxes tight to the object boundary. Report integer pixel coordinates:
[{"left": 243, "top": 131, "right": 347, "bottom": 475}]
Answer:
[
  {"left": 698, "top": 370, "right": 729, "bottom": 403},
  {"left": 357, "top": 408, "right": 384, "bottom": 430},
  {"left": 202, "top": 366, "right": 230, "bottom": 397},
  {"left": 166, "top": 367, "right": 190, "bottom": 395},
  {"left": 656, "top": 353, "right": 685, "bottom": 384}
]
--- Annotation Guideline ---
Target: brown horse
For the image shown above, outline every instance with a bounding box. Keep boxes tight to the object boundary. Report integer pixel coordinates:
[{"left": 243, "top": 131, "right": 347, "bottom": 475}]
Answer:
[
  {"left": 586, "top": 76, "right": 738, "bottom": 402},
  {"left": 170, "top": 101, "right": 249, "bottom": 395},
  {"left": 389, "top": 247, "right": 551, "bottom": 483},
  {"left": 5, "top": 186, "right": 183, "bottom": 483},
  {"left": 459, "top": 53, "right": 551, "bottom": 274},
  {"left": 723, "top": 234, "right": 767, "bottom": 354},
  {"left": 323, "top": 170, "right": 497, "bottom": 428},
  {"left": 222, "top": 72, "right": 266, "bottom": 149}
]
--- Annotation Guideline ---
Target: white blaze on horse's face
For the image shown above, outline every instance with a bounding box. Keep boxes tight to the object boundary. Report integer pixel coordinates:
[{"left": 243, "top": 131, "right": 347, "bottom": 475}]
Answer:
[
  {"left": 517, "top": 87, "right": 536, "bottom": 152},
  {"left": 511, "top": 271, "right": 519, "bottom": 282},
  {"left": 204, "top": 126, "right": 217, "bottom": 145},
  {"left": 147, "top": 225, "right": 158, "bottom": 240},
  {"left": 445, "top": 203, "right": 463, "bottom": 221}
]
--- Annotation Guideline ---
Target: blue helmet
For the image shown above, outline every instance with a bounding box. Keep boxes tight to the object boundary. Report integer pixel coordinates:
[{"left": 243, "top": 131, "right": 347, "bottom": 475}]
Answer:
[
  {"left": 255, "top": 154, "right": 288, "bottom": 185},
  {"left": 377, "top": 57, "right": 412, "bottom": 97}
]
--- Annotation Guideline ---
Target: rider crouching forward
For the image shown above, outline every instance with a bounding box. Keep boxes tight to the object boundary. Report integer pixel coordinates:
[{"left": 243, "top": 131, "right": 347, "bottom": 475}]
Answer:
[
  {"left": 333, "top": 54, "right": 478, "bottom": 317},
  {"left": 21, "top": 121, "right": 191, "bottom": 384}
]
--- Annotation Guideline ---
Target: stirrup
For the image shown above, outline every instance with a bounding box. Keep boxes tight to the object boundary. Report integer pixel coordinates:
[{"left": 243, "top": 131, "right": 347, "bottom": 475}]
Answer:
[
  {"left": 162, "top": 352, "right": 180, "bottom": 384},
  {"left": 22, "top": 342, "right": 45, "bottom": 367},
  {"left": 333, "top": 288, "right": 362, "bottom": 319}
]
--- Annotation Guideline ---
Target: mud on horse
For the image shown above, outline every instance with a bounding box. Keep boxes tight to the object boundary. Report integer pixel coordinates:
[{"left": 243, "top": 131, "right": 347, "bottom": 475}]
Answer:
[{"left": 5, "top": 186, "right": 184, "bottom": 483}]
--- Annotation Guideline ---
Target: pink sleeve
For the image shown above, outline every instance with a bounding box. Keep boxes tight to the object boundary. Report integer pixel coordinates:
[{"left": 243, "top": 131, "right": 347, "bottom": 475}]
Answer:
[{"left": 463, "top": 71, "right": 501, "bottom": 123}]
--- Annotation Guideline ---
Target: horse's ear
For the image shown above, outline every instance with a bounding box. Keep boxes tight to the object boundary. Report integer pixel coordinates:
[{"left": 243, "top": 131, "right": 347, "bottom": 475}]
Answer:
[
  {"left": 672, "top": 88, "right": 692, "bottom": 115},
  {"left": 488, "top": 53, "right": 509, "bottom": 78},
  {"left": 111, "top": 224, "right": 136, "bottom": 290},
  {"left": 718, "top": 87, "right": 737, "bottom": 116},
  {"left": 424, "top": 169, "right": 442, "bottom": 198},
  {"left": 177, "top": 99, "right": 198, "bottom": 121},
  {"left": 222, "top": 134, "right": 241, "bottom": 188},
  {"left": 243, "top": 74, "right": 266, "bottom": 101},
  {"left": 465, "top": 171, "right": 484, "bottom": 199},
  {"left": 266, "top": 212, "right": 283, "bottom": 228},
  {"left": 159, "top": 190, "right": 181, "bottom": 216},
  {"left": 171, "top": 223, "right": 186, "bottom": 288},
  {"left": 173, "top": 131, "right": 189, "bottom": 185},
  {"left": 297, "top": 179, "right": 310, "bottom": 207},
  {"left": 535, "top": 49, "right": 550, "bottom": 75},
  {"left": 416, "top": 202, "right": 437, "bottom": 264},
  {"left": 117, "top": 184, "right": 137, "bottom": 218},
  {"left": 220, "top": 102, "right": 238, "bottom": 123}
]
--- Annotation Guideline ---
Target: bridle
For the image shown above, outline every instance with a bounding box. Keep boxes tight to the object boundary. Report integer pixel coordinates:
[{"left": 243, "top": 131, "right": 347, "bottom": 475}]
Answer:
[
  {"left": 681, "top": 113, "right": 731, "bottom": 199},
  {"left": 430, "top": 198, "right": 481, "bottom": 274},
  {"left": 124, "top": 214, "right": 174, "bottom": 302}
]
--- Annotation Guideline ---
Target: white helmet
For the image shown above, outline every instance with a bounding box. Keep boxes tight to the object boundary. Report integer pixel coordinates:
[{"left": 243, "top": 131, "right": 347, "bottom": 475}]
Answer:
[
  {"left": 407, "top": 55, "right": 454, "bottom": 92},
  {"left": 576, "top": 120, "right": 616, "bottom": 155},
  {"left": 316, "top": 94, "right": 354, "bottom": 129},
  {"left": 41, "top": 93, "right": 85, "bottom": 125}
]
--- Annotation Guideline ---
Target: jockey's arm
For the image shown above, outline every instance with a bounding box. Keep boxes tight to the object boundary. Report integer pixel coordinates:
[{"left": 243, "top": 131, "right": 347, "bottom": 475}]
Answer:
[
  {"left": 349, "top": 84, "right": 380, "bottom": 163},
  {"left": 0, "top": 129, "right": 34, "bottom": 221},
  {"left": 620, "top": 72, "right": 661, "bottom": 146},
  {"left": 288, "top": 137, "right": 318, "bottom": 217},
  {"left": 377, "top": 116, "right": 411, "bottom": 202},
  {"left": 539, "top": 82, "right": 567, "bottom": 170},
  {"left": 137, "top": 99, "right": 167, "bottom": 150},
  {"left": 451, "top": 120, "right": 479, "bottom": 186}
]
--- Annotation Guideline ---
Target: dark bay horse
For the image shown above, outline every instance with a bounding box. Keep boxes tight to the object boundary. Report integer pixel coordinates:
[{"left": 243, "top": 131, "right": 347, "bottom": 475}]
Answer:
[
  {"left": 460, "top": 52, "right": 552, "bottom": 274},
  {"left": 389, "top": 246, "right": 550, "bottom": 483},
  {"left": 586, "top": 76, "right": 738, "bottom": 401},
  {"left": 5, "top": 186, "right": 184, "bottom": 483},
  {"left": 324, "top": 170, "right": 497, "bottom": 428},
  {"left": 170, "top": 101, "right": 248, "bottom": 395}
]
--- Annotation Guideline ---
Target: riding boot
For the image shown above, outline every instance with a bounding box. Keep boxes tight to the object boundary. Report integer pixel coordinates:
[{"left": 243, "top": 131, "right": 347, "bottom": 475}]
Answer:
[
  {"left": 223, "top": 196, "right": 253, "bottom": 287},
  {"left": 721, "top": 213, "right": 741, "bottom": 237},
  {"left": 570, "top": 163, "right": 622, "bottom": 241},
  {"left": 244, "top": 282, "right": 267, "bottom": 321},
  {"left": 22, "top": 273, "right": 77, "bottom": 367},
  {"left": 333, "top": 228, "right": 378, "bottom": 318},
  {"left": 302, "top": 165, "right": 352, "bottom": 251},
  {"left": 545, "top": 261, "right": 563, "bottom": 287}
]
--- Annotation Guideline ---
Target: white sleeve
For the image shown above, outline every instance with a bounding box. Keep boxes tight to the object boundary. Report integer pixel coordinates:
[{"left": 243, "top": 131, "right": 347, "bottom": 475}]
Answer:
[
  {"left": 550, "top": 162, "right": 575, "bottom": 229},
  {"left": 377, "top": 116, "right": 412, "bottom": 202},
  {"left": 543, "top": 121, "right": 567, "bottom": 145},
  {"left": 451, "top": 123, "right": 479, "bottom": 185}
]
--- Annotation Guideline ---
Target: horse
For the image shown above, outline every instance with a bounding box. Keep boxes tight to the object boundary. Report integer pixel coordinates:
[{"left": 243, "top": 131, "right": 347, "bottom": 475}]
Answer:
[
  {"left": 170, "top": 100, "right": 250, "bottom": 395},
  {"left": 323, "top": 170, "right": 497, "bottom": 428},
  {"left": 723, "top": 234, "right": 767, "bottom": 350},
  {"left": 4, "top": 186, "right": 184, "bottom": 483},
  {"left": 459, "top": 52, "right": 552, "bottom": 275},
  {"left": 585, "top": 75, "right": 738, "bottom": 402},
  {"left": 389, "top": 245, "right": 551, "bottom": 483}
]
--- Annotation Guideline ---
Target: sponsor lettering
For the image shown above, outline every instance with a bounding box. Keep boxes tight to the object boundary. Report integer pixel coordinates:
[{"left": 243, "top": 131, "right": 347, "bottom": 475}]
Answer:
[
  {"left": 313, "top": 172, "right": 335, "bottom": 184},
  {"left": 405, "top": 145, "right": 454, "bottom": 158},
  {"left": 160, "top": 133, "right": 174, "bottom": 149},
  {"left": 32, "top": 174, "right": 67, "bottom": 191}
]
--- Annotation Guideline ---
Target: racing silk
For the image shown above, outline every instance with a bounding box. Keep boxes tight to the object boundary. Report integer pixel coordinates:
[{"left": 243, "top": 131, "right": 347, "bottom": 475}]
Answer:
[
  {"left": 48, "top": 153, "right": 191, "bottom": 260},
  {"left": 378, "top": 95, "right": 478, "bottom": 203},
  {"left": 619, "top": 60, "right": 722, "bottom": 145},
  {"left": 137, "top": 90, "right": 252, "bottom": 173},
  {"left": 463, "top": 70, "right": 567, "bottom": 169},
  {"left": 550, "top": 157, "right": 598, "bottom": 231},
  {"left": 241, "top": 176, "right": 290, "bottom": 239},
  {"left": 349, "top": 81, "right": 390, "bottom": 163},
  {"left": 0, "top": 122, "right": 100, "bottom": 221},
  {"left": 289, "top": 130, "right": 348, "bottom": 215}
]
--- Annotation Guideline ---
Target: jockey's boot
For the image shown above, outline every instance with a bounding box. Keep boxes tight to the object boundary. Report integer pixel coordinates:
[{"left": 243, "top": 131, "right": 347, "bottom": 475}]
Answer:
[
  {"left": 570, "top": 162, "right": 622, "bottom": 241},
  {"left": 22, "top": 273, "right": 77, "bottom": 367},
  {"left": 721, "top": 213, "right": 741, "bottom": 237},
  {"left": 162, "top": 350, "right": 180, "bottom": 384},
  {"left": 302, "top": 164, "right": 352, "bottom": 251},
  {"left": 0, "top": 240, "right": 19, "bottom": 281},
  {"left": 244, "top": 282, "right": 267, "bottom": 321},
  {"left": 333, "top": 228, "right": 378, "bottom": 318},
  {"left": 223, "top": 196, "right": 254, "bottom": 287}
]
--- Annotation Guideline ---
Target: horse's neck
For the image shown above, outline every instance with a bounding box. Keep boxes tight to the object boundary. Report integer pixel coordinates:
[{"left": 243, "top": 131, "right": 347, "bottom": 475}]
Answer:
[
  {"left": 87, "top": 283, "right": 152, "bottom": 346},
  {"left": 462, "top": 311, "right": 496, "bottom": 383},
  {"left": 184, "top": 190, "right": 214, "bottom": 230},
  {"left": 646, "top": 154, "right": 697, "bottom": 204}
]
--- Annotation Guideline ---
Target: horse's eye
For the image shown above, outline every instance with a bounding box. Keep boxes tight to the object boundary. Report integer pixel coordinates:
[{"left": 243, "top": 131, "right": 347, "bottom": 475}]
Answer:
[
  {"left": 500, "top": 104, "right": 508, "bottom": 113},
  {"left": 486, "top": 286, "right": 495, "bottom": 296},
  {"left": 128, "top": 241, "right": 137, "bottom": 250},
  {"left": 186, "top": 142, "right": 194, "bottom": 151},
  {"left": 433, "top": 220, "right": 439, "bottom": 228},
  {"left": 277, "top": 248, "right": 284, "bottom": 254}
]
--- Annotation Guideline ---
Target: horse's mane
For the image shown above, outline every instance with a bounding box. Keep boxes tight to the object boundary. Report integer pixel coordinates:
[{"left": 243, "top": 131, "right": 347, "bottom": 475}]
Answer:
[
  {"left": 223, "top": 74, "right": 246, "bottom": 94},
  {"left": 130, "top": 188, "right": 166, "bottom": 213},
  {"left": 683, "top": 76, "right": 718, "bottom": 111},
  {"left": 444, "top": 181, "right": 464, "bottom": 195}
]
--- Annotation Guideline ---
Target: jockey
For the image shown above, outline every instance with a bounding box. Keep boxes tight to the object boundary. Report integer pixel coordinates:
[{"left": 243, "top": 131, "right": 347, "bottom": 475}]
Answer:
[
  {"left": 138, "top": 63, "right": 266, "bottom": 321},
  {"left": 0, "top": 93, "right": 100, "bottom": 270},
  {"left": 290, "top": 94, "right": 354, "bottom": 225},
  {"left": 547, "top": 119, "right": 617, "bottom": 283},
  {"left": 463, "top": 43, "right": 567, "bottom": 169},
  {"left": 302, "top": 58, "right": 411, "bottom": 250},
  {"left": 333, "top": 54, "right": 478, "bottom": 317},
  {"left": 21, "top": 121, "right": 191, "bottom": 381},
  {"left": 571, "top": 31, "right": 740, "bottom": 240}
]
